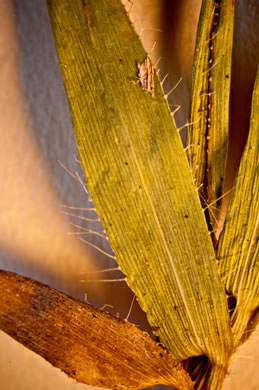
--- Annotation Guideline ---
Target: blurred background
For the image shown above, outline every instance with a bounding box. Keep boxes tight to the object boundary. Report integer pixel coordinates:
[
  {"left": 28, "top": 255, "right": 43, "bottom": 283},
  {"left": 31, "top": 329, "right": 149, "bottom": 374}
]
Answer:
[{"left": 0, "top": 1, "right": 258, "bottom": 389}]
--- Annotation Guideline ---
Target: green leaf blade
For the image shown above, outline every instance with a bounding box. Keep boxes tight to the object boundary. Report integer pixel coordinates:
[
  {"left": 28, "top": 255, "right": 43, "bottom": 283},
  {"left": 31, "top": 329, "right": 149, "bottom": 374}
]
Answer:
[
  {"left": 188, "top": 0, "right": 235, "bottom": 229},
  {"left": 47, "top": 0, "right": 233, "bottom": 366},
  {"left": 217, "top": 66, "right": 259, "bottom": 347}
]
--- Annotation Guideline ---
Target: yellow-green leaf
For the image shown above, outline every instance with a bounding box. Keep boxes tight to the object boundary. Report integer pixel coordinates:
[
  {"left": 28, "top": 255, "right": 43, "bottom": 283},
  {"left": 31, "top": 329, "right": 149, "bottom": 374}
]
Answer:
[
  {"left": 188, "top": 0, "right": 235, "bottom": 231},
  {"left": 217, "top": 66, "right": 259, "bottom": 348},
  {"left": 47, "top": 0, "right": 232, "bottom": 370}
]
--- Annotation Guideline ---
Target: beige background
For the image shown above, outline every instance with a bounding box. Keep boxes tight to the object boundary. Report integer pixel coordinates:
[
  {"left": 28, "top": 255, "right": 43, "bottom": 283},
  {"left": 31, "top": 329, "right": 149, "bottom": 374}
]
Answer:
[{"left": 0, "top": 1, "right": 258, "bottom": 389}]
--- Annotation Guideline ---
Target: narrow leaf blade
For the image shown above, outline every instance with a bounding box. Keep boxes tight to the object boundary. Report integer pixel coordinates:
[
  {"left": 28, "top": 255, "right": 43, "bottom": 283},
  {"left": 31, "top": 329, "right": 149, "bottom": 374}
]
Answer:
[
  {"left": 188, "top": 0, "right": 235, "bottom": 231},
  {"left": 217, "top": 66, "right": 259, "bottom": 347}
]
